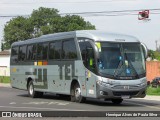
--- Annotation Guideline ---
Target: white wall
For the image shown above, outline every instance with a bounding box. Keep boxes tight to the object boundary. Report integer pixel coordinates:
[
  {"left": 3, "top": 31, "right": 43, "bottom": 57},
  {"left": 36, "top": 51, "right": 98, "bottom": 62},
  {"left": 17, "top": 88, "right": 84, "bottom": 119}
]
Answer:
[
  {"left": 0, "top": 55, "right": 10, "bottom": 67},
  {"left": 0, "top": 55, "right": 10, "bottom": 76}
]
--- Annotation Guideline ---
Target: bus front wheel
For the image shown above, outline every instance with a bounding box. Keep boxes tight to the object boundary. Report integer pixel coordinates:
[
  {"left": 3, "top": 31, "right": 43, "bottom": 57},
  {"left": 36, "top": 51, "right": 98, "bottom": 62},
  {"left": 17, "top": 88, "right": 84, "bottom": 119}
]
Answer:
[
  {"left": 71, "top": 83, "right": 86, "bottom": 103},
  {"left": 111, "top": 99, "right": 123, "bottom": 104},
  {"left": 28, "top": 81, "right": 43, "bottom": 98}
]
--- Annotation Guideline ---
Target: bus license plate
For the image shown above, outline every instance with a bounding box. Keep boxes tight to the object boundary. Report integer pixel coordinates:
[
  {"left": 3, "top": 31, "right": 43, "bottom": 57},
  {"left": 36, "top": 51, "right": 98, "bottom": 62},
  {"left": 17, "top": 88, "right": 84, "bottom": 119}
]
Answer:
[{"left": 121, "top": 96, "right": 130, "bottom": 99}]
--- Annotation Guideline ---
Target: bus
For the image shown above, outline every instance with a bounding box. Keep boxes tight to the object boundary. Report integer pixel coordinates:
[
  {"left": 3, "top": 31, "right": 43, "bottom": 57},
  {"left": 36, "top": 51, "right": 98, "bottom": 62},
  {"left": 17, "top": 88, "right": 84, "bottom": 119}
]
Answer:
[{"left": 10, "top": 30, "right": 148, "bottom": 104}]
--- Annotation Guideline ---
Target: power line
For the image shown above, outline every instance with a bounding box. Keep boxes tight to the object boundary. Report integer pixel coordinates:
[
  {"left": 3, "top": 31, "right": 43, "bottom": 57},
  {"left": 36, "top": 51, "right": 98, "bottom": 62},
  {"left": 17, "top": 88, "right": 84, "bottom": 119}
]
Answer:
[
  {"left": 60, "top": 8, "right": 160, "bottom": 15},
  {"left": 0, "top": 8, "right": 160, "bottom": 18},
  {"left": 0, "top": 0, "right": 138, "bottom": 4}
]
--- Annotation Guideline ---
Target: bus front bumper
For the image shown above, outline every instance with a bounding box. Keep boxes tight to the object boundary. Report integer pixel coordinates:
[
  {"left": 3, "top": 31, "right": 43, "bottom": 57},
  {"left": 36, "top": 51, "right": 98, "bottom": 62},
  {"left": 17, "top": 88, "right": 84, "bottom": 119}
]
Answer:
[{"left": 96, "top": 83, "right": 147, "bottom": 99}]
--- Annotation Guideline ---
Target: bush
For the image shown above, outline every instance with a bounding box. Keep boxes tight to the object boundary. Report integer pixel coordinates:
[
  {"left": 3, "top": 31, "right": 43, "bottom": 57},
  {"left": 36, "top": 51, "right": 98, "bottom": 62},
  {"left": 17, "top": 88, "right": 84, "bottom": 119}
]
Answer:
[{"left": 0, "top": 76, "right": 10, "bottom": 83}]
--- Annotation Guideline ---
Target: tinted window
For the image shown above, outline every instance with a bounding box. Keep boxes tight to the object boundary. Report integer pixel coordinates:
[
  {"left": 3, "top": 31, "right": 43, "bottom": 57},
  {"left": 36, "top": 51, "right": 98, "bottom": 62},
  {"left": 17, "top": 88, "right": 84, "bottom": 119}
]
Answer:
[
  {"left": 42, "top": 43, "right": 48, "bottom": 60},
  {"left": 27, "top": 44, "right": 37, "bottom": 60},
  {"left": 79, "top": 41, "right": 91, "bottom": 63},
  {"left": 32, "top": 45, "right": 37, "bottom": 60},
  {"left": 11, "top": 47, "right": 19, "bottom": 63},
  {"left": 49, "top": 41, "right": 61, "bottom": 59},
  {"left": 19, "top": 45, "right": 26, "bottom": 61},
  {"left": 78, "top": 38, "right": 96, "bottom": 73},
  {"left": 62, "top": 39, "right": 77, "bottom": 59},
  {"left": 27, "top": 45, "right": 32, "bottom": 60},
  {"left": 37, "top": 43, "right": 48, "bottom": 60},
  {"left": 37, "top": 44, "right": 43, "bottom": 60}
]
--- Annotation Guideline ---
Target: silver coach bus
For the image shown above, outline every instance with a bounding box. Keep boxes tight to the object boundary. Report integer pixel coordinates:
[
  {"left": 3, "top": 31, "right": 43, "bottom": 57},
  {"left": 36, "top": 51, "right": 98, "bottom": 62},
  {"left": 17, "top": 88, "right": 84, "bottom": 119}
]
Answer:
[{"left": 10, "top": 30, "right": 148, "bottom": 104}]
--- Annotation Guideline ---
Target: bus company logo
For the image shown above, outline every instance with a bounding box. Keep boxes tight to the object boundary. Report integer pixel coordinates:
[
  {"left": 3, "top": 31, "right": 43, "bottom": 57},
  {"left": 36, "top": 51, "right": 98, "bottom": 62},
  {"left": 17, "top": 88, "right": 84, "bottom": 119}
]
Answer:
[
  {"left": 123, "top": 86, "right": 129, "bottom": 89},
  {"left": 2, "top": 112, "right": 11, "bottom": 117}
]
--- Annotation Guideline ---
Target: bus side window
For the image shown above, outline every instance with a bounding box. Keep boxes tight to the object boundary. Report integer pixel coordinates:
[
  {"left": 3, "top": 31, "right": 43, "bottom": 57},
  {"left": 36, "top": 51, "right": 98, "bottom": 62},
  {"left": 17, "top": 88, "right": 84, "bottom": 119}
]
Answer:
[
  {"left": 19, "top": 45, "right": 26, "bottom": 61},
  {"left": 37, "top": 44, "right": 43, "bottom": 60},
  {"left": 27, "top": 44, "right": 37, "bottom": 60},
  {"left": 62, "top": 39, "right": 77, "bottom": 60},
  {"left": 11, "top": 46, "right": 19, "bottom": 63},
  {"left": 27, "top": 45, "right": 33, "bottom": 60},
  {"left": 49, "top": 41, "right": 61, "bottom": 60},
  {"left": 42, "top": 43, "right": 48, "bottom": 60},
  {"left": 32, "top": 44, "right": 37, "bottom": 60}
]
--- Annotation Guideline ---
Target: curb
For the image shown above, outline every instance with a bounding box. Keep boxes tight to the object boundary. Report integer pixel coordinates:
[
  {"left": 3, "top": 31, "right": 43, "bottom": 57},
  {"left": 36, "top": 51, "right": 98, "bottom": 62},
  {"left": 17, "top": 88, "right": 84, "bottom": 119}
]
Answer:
[{"left": 135, "top": 95, "right": 160, "bottom": 101}]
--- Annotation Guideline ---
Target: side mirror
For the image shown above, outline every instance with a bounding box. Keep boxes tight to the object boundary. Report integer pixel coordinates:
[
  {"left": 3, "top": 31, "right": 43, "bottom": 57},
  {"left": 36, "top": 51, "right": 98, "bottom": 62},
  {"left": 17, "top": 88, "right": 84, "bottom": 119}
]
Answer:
[{"left": 141, "top": 43, "right": 148, "bottom": 59}]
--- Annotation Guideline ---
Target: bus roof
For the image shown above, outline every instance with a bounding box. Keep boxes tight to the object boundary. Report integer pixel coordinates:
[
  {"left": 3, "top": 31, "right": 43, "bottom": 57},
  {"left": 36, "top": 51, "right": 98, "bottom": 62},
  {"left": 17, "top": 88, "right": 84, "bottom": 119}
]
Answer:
[{"left": 11, "top": 30, "right": 140, "bottom": 47}]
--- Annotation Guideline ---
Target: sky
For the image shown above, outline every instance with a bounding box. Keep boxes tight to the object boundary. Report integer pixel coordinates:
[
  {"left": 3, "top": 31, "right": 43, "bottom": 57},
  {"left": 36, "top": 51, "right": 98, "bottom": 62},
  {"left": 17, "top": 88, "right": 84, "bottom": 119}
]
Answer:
[{"left": 0, "top": 0, "right": 160, "bottom": 51}]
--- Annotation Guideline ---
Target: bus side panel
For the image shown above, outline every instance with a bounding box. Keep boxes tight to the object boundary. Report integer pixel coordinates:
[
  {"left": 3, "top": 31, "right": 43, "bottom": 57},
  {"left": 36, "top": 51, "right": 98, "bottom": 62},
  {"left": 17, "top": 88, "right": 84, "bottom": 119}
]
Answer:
[
  {"left": 74, "top": 61, "right": 87, "bottom": 97},
  {"left": 47, "top": 65, "right": 63, "bottom": 93},
  {"left": 10, "top": 66, "right": 27, "bottom": 90}
]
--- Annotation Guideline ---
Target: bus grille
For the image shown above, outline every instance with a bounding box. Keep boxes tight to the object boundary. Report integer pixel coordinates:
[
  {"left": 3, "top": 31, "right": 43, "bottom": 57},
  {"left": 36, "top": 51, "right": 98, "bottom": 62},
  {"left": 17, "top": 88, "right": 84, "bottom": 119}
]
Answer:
[
  {"left": 112, "top": 85, "right": 139, "bottom": 90},
  {"left": 113, "top": 91, "right": 139, "bottom": 96}
]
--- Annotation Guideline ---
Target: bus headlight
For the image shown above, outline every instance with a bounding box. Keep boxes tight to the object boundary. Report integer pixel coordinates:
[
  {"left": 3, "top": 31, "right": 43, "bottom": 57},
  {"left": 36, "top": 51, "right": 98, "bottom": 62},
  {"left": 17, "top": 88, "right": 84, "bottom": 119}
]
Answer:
[
  {"left": 97, "top": 80, "right": 111, "bottom": 87},
  {"left": 140, "top": 82, "right": 147, "bottom": 86},
  {"left": 97, "top": 80, "right": 103, "bottom": 85}
]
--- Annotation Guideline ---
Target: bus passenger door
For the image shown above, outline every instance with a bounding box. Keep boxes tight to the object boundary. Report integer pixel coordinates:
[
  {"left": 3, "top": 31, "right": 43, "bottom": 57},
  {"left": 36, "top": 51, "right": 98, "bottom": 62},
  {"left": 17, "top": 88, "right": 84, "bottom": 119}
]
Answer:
[
  {"left": 85, "top": 47, "right": 97, "bottom": 97},
  {"left": 78, "top": 39, "right": 97, "bottom": 98}
]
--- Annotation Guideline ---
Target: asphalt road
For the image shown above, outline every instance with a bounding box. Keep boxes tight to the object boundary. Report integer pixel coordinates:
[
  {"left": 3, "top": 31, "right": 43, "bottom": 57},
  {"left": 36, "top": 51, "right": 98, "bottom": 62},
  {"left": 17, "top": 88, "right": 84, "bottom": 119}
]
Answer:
[{"left": 0, "top": 87, "right": 160, "bottom": 120}]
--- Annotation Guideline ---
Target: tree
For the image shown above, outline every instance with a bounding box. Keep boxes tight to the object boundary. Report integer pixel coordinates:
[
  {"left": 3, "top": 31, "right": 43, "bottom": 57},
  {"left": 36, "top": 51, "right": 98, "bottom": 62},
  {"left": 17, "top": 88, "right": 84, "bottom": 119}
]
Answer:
[
  {"left": 3, "top": 7, "right": 95, "bottom": 49},
  {"left": 1, "top": 42, "right": 4, "bottom": 51},
  {"left": 148, "top": 50, "right": 160, "bottom": 61},
  {"left": 148, "top": 50, "right": 155, "bottom": 59},
  {"left": 4, "top": 16, "right": 33, "bottom": 49},
  {"left": 30, "top": 7, "right": 60, "bottom": 37}
]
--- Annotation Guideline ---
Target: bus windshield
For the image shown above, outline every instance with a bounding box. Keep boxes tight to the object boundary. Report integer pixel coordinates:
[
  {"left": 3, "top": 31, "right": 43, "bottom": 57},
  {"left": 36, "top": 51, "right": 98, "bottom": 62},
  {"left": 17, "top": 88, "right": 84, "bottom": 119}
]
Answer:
[{"left": 98, "top": 42, "right": 146, "bottom": 79}]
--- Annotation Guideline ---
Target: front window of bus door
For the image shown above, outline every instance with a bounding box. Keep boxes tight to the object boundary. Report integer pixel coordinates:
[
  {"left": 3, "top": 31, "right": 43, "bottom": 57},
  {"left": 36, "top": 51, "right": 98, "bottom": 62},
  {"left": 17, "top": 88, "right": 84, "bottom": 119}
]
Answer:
[
  {"left": 86, "top": 47, "right": 96, "bottom": 73},
  {"left": 78, "top": 39, "right": 96, "bottom": 73}
]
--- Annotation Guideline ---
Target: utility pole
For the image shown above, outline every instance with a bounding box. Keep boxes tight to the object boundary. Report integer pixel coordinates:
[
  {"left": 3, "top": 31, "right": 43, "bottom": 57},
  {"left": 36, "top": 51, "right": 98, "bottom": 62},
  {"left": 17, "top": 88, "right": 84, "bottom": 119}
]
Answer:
[{"left": 155, "top": 40, "right": 158, "bottom": 51}]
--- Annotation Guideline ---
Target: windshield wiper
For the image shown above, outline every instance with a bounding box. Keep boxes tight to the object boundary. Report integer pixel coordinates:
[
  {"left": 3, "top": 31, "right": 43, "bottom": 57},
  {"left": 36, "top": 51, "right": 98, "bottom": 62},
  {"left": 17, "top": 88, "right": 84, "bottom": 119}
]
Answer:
[{"left": 113, "top": 59, "right": 123, "bottom": 77}]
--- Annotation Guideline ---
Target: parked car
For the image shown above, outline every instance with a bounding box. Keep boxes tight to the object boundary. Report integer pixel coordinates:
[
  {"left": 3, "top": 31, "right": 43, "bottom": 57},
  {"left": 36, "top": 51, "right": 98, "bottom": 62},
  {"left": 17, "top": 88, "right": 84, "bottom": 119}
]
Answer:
[{"left": 151, "top": 77, "right": 160, "bottom": 88}]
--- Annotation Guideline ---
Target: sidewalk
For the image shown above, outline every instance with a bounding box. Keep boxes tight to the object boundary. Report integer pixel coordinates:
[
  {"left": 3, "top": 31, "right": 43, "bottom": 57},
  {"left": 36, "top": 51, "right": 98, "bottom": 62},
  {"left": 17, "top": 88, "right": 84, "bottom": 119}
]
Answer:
[
  {"left": 0, "top": 83, "right": 11, "bottom": 88},
  {"left": 135, "top": 95, "right": 160, "bottom": 101},
  {"left": 0, "top": 83, "right": 160, "bottom": 101}
]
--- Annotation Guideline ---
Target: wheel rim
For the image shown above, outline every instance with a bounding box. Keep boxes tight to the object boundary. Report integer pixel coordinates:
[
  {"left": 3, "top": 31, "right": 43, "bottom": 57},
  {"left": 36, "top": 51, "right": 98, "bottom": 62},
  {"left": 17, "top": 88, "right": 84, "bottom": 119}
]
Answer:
[
  {"left": 75, "top": 87, "right": 81, "bottom": 100},
  {"left": 29, "top": 84, "right": 33, "bottom": 95}
]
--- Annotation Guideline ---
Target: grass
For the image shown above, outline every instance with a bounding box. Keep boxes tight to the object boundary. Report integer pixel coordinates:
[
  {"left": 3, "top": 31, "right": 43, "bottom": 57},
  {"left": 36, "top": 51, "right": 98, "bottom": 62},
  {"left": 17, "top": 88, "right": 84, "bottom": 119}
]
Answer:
[
  {"left": 0, "top": 76, "right": 10, "bottom": 83},
  {"left": 147, "top": 86, "right": 160, "bottom": 96}
]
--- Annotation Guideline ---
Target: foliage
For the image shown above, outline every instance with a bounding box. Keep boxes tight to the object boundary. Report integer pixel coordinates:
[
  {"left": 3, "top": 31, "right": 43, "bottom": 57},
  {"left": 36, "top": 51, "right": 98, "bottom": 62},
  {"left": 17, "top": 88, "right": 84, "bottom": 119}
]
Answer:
[
  {"left": 148, "top": 50, "right": 160, "bottom": 61},
  {"left": 0, "top": 76, "right": 10, "bottom": 83},
  {"left": 3, "top": 7, "right": 95, "bottom": 49},
  {"left": 4, "top": 16, "right": 33, "bottom": 49},
  {"left": 1, "top": 42, "right": 4, "bottom": 51}
]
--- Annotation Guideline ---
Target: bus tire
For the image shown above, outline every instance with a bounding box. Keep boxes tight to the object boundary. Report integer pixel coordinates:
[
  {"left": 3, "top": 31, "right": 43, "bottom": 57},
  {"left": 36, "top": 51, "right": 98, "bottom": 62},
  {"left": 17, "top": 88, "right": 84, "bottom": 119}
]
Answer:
[
  {"left": 28, "top": 80, "right": 43, "bottom": 98},
  {"left": 71, "top": 83, "right": 86, "bottom": 103},
  {"left": 111, "top": 98, "right": 123, "bottom": 104}
]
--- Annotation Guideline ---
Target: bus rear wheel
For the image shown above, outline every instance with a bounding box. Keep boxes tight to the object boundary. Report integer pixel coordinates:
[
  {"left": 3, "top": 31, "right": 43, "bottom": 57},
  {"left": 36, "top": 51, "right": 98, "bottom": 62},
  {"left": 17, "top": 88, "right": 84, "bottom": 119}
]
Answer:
[
  {"left": 111, "top": 99, "right": 123, "bottom": 104},
  {"left": 28, "top": 80, "right": 43, "bottom": 98},
  {"left": 71, "top": 83, "right": 86, "bottom": 103}
]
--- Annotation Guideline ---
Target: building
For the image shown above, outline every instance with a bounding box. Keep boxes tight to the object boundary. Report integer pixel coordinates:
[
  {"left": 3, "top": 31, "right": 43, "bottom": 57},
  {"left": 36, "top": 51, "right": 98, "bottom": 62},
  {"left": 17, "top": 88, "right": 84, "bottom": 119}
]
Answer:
[
  {"left": 0, "top": 50, "right": 10, "bottom": 76},
  {"left": 146, "top": 61, "right": 160, "bottom": 81}
]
